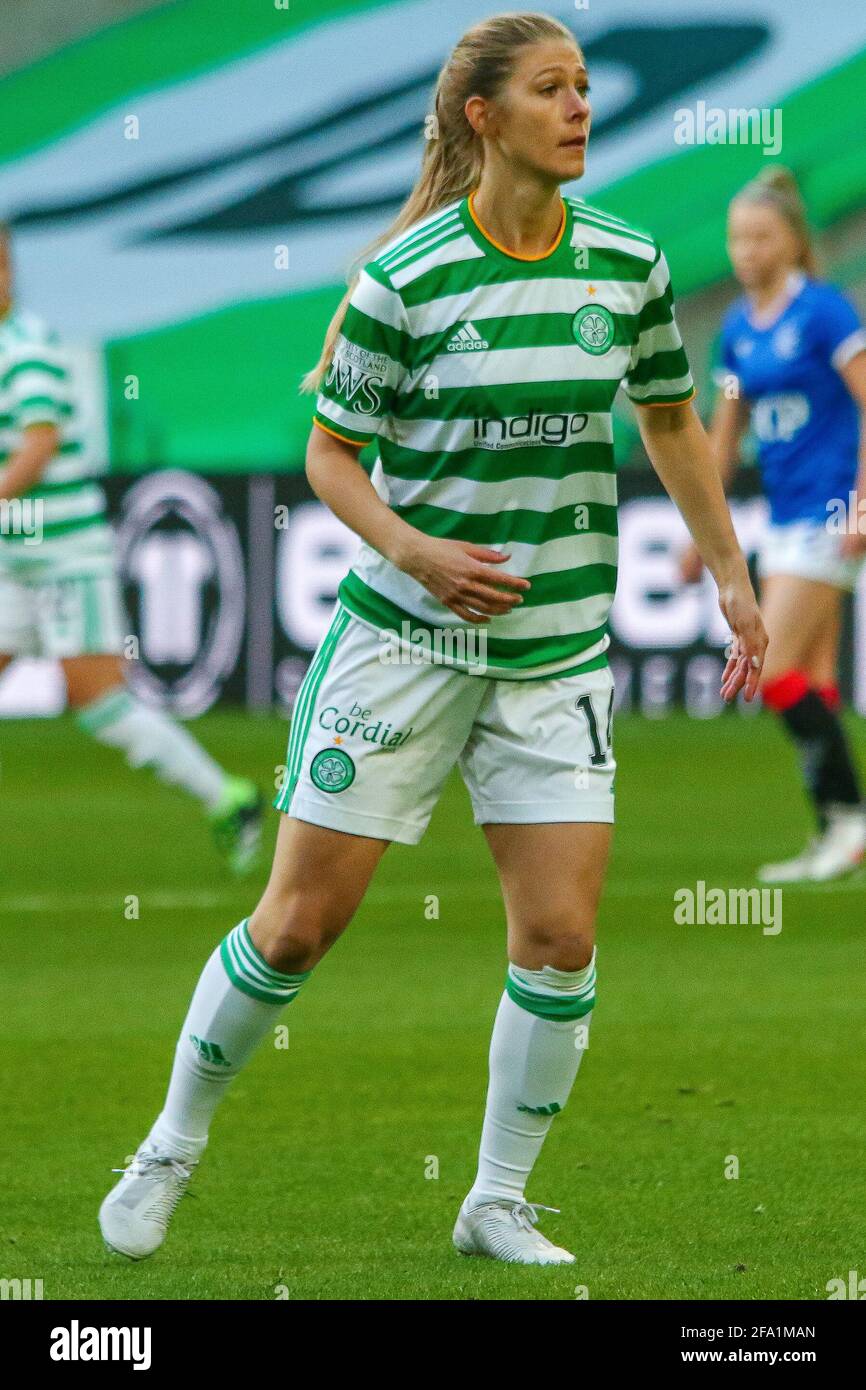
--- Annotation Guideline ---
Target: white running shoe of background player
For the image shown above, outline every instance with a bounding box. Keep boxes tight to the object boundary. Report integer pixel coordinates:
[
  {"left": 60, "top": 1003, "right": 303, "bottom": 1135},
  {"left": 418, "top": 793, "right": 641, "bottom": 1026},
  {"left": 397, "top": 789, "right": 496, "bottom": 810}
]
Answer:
[
  {"left": 758, "top": 807, "right": 866, "bottom": 884},
  {"left": 453, "top": 1196, "right": 575, "bottom": 1265},
  {"left": 99, "top": 1143, "right": 198, "bottom": 1260}
]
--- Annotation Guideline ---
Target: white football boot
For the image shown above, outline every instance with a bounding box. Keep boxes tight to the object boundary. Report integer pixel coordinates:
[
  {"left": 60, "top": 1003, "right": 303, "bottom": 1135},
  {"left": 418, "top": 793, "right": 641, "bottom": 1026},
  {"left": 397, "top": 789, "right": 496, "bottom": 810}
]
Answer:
[
  {"left": 99, "top": 1143, "right": 198, "bottom": 1260},
  {"left": 453, "top": 1197, "right": 575, "bottom": 1265},
  {"left": 757, "top": 835, "right": 822, "bottom": 884},
  {"left": 807, "top": 808, "right": 866, "bottom": 881},
  {"left": 758, "top": 808, "right": 866, "bottom": 884}
]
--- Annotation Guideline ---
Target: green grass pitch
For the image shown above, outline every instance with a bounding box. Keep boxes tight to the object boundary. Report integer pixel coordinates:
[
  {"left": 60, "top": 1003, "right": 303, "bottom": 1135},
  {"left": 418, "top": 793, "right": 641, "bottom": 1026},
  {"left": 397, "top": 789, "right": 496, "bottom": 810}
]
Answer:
[{"left": 1, "top": 706, "right": 864, "bottom": 1301}]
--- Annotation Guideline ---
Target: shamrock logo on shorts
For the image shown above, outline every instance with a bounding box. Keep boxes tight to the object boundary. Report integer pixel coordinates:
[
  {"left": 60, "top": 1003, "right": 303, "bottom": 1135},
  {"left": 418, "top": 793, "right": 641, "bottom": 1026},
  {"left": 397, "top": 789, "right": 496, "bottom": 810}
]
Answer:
[{"left": 310, "top": 747, "right": 356, "bottom": 793}]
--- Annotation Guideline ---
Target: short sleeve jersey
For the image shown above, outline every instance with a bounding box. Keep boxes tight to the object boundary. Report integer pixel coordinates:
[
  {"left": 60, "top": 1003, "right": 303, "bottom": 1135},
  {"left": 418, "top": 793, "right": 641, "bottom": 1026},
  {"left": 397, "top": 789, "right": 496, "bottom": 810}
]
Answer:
[
  {"left": 314, "top": 193, "right": 694, "bottom": 678},
  {"left": 0, "top": 307, "right": 109, "bottom": 561},
  {"left": 717, "top": 274, "right": 866, "bottom": 525}
]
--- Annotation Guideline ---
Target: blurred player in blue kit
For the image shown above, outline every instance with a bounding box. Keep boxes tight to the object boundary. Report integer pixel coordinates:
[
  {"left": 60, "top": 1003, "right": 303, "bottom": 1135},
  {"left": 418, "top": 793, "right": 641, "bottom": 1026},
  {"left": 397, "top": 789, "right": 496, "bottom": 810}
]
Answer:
[{"left": 681, "top": 167, "right": 866, "bottom": 882}]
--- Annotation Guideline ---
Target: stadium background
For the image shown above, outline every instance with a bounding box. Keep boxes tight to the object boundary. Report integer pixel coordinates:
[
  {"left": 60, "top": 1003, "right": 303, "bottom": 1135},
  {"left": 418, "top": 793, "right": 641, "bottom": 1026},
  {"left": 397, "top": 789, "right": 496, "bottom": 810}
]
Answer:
[
  {"left": 3, "top": 0, "right": 866, "bottom": 1306},
  {"left": 2, "top": 0, "right": 866, "bottom": 718}
]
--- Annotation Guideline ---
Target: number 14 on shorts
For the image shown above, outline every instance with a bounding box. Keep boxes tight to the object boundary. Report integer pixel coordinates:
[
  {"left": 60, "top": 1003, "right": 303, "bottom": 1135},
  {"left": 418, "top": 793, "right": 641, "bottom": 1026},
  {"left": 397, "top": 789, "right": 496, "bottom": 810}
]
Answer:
[{"left": 573, "top": 687, "right": 614, "bottom": 788}]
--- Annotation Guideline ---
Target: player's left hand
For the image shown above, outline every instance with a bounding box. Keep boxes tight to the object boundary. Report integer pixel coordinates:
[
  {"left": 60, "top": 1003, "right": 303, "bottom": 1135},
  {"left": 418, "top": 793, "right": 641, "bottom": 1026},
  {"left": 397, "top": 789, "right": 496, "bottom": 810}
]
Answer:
[{"left": 717, "top": 574, "right": 768, "bottom": 704}]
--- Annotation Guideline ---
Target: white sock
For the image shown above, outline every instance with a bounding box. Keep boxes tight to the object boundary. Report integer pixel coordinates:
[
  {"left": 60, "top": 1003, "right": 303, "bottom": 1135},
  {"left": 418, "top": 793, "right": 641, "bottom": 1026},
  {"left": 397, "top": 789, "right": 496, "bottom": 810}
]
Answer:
[
  {"left": 147, "top": 919, "right": 311, "bottom": 1161},
  {"left": 468, "top": 949, "right": 597, "bottom": 1207},
  {"left": 76, "top": 684, "right": 229, "bottom": 811}
]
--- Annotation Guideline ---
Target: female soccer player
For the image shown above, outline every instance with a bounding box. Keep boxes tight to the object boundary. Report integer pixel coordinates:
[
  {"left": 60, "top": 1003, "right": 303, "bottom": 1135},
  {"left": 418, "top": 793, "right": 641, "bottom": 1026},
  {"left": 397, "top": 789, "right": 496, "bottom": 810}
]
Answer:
[
  {"left": 680, "top": 167, "right": 866, "bottom": 882},
  {"left": 0, "top": 225, "right": 262, "bottom": 873},
  {"left": 100, "top": 11, "right": 766, "bottom": 1267}
]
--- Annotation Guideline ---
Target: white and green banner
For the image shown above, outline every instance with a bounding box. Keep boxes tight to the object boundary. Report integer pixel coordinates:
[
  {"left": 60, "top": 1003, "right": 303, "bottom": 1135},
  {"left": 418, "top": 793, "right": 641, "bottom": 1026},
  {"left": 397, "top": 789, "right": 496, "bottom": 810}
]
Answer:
[{"left": 1, "top": 0, "right": 865, "bottom": 470}]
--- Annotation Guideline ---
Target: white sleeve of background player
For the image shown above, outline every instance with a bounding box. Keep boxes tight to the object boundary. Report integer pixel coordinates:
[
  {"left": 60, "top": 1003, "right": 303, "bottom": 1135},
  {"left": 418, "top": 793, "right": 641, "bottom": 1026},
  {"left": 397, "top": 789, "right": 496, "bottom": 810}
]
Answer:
[
  {"left": 821, "top": 287, "right": 866, "bottom": 373},
  {"left": 831, "top": 328, "right": 866, "bottom": 372},
  {"left": 313, "top": 269, "right": 408, "bottom": 446}
]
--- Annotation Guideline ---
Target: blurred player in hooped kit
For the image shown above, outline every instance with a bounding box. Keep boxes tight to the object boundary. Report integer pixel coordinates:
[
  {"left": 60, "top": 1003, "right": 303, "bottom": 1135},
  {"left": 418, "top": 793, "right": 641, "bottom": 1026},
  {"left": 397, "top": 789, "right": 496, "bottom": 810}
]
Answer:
[
  {"left": 0, "top": 224, "right": 264, "bottom": 874},
  {"left": 681, "top": 166, "right": 866, "bottom": 883}
]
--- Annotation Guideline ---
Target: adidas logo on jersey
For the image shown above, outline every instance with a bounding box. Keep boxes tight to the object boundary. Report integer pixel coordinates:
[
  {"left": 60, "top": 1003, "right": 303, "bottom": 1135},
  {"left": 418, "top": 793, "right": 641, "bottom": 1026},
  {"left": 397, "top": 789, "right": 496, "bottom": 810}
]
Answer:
[{"left": 446, "top": 321, "right": 489, "bottom": 352}]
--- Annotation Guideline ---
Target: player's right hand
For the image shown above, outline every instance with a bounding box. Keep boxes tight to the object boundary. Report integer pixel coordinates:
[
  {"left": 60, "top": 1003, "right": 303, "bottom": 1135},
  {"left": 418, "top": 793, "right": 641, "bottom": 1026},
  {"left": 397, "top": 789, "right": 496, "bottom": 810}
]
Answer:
[
  {"left": 400, "top": 536, "right": 531, "bottom": 624},
  {"left": 717, "top": 577, "right": 768, "bottom": 703}
]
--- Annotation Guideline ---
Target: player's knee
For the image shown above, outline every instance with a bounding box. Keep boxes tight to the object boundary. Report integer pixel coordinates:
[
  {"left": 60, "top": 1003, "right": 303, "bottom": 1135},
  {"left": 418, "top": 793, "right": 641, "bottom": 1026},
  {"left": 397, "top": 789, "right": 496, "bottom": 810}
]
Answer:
[
  {"left": 516, "top": 913, "right": 595, "bottom": 971},
  {"left": 249, "top": 889, "right": 347, "bottom": 973}
]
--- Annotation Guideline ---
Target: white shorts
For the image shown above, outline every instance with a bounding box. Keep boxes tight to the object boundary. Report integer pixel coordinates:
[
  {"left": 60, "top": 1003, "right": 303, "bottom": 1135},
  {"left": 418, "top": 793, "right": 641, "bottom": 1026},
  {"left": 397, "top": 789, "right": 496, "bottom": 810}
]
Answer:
[
  {"left": 274, "top": 604, "right": 616, "bottom": 845},
  {"left": 757, "top": 520, "right": 863, "bottom": 591},
  {"left": 0, "top": 559, "right": 126, "bottom": 658}
]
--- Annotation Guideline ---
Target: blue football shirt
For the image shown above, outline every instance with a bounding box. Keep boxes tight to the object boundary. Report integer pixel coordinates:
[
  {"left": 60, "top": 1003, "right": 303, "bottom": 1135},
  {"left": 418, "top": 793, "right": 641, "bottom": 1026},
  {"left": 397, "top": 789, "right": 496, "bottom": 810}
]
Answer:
[{"left": 717, "top": 273, "right": 866, "bottom": 524}]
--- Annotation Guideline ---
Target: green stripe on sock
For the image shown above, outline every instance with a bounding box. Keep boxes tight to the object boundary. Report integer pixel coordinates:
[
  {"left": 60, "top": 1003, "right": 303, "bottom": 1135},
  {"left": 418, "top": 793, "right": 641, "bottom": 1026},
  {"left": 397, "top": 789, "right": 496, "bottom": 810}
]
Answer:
[
  {"left": 224, "top": 931, "right": 292, "bottom": 996},
  {"left": 236, "top": 919, "right": 310, "bottom": 987},
  {"left": 75, "top": 685, "right": 134, "bottom": 733},
  {"left": 219, "top": 939, "right": 293, "bottom": 1005},
  {"left": 505, "top": 971, "right": 596, "bottom": 1021},
  {"left": 219, "top": 921, "right": 311, "bottom": 1005}
]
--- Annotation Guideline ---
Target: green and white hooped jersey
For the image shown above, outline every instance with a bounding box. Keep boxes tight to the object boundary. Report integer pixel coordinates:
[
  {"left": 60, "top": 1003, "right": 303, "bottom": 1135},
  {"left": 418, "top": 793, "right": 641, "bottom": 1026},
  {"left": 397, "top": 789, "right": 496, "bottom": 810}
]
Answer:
[
  {"left": 0, "top": 307, "right": 111, "bottom": 572},
  {"left": 314, "top": 193, "right": 695, "bottom": 679}
]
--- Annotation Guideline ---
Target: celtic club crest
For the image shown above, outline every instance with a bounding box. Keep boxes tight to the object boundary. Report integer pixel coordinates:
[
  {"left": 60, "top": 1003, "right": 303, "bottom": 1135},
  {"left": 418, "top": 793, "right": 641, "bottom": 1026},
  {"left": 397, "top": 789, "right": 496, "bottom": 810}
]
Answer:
[
  {"left": 572, "top": 304, "right": 615, "bottom": 355},
  {"left": 310, "top": 747, "right": 356, "bottom": 794}
]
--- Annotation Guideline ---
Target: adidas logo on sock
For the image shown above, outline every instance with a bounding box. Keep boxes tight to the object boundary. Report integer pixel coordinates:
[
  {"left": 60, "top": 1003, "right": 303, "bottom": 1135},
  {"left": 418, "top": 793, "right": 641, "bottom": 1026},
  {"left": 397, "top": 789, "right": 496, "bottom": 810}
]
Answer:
[{"left": 447, "top": 321, "right": 489, "bottom": 352}]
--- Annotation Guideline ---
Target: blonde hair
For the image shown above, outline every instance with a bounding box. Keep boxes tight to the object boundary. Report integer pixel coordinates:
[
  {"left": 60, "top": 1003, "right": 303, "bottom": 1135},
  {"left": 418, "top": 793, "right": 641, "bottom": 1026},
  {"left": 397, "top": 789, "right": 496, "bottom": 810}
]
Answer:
[
  {"left": 300, "top": 10, "right": 578, "bottom": 393},
  {"left": 732, "top": 165, "right": 819, "bottom": 278}
]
